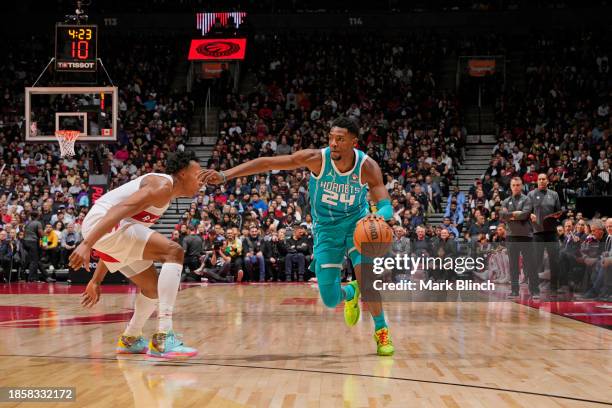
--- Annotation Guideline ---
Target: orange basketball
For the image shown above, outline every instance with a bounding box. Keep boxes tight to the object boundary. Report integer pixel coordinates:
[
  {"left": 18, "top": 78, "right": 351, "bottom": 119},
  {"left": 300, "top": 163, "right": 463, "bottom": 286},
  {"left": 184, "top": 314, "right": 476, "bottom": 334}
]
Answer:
[{"left": 353, "top": 217, "right": 393, "bottom": 257}]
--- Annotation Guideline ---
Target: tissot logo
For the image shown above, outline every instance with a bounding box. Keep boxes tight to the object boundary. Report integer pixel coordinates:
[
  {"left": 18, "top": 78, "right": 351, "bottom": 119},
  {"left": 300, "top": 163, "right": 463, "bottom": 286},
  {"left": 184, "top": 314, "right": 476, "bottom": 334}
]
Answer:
[
  {"left": 57, "top": 61, "right": 95, "bottom": 69},
  {"left": 196, "top": 41, "right": 240, "bottom": 57}
]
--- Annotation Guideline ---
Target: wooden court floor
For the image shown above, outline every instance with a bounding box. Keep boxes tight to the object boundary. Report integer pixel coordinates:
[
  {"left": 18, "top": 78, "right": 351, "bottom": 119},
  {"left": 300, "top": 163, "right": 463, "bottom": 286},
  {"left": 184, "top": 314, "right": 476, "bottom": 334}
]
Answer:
[{"left": 0, "top": 282, "right": 610, "bottom": 408}]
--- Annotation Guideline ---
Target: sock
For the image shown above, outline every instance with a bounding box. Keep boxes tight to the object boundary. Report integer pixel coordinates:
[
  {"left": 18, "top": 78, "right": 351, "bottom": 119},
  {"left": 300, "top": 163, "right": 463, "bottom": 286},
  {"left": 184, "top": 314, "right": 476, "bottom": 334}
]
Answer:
[
  {"left": 372, "top": 311, "right": 387, "bottom": 331},
  {"left": 342, "top": 283, "right": 355, "bottom": 302},
  {"left": 157, "top": 262, "right": 182, "bottom": 333},
  {"left": 123, "top": 293, "right": 158, "bottom": 337}
]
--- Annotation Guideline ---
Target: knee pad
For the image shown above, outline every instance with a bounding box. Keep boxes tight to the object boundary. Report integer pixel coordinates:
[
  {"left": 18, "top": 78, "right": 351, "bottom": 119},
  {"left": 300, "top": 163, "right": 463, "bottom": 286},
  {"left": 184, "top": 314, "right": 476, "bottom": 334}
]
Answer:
[{"left": 319, "top": 283, "right": 343, "bottom": 308}]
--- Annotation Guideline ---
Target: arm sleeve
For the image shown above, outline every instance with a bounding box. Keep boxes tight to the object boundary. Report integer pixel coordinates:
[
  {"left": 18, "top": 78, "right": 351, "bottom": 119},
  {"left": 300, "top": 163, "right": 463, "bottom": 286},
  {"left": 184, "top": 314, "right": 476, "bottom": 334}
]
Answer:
[
  {"left": 374, "top": 199, "right": 393, "bottom": 221},
  {"left": 49, "top": 233, "right": 59, "bottom": 249},
  {"left": 457, "top": 211, "right": 464, "bottom": 225},
  {"left": 499, "top": 199, "right": 511, "bottom": 221}
]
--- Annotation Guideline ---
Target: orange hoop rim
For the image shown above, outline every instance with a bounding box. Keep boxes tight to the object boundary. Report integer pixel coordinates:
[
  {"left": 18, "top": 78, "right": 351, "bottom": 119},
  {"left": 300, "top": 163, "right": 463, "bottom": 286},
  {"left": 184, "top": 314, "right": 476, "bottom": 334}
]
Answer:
[{"left": 55, "top": 130, "right": 81, "bottom": 141}]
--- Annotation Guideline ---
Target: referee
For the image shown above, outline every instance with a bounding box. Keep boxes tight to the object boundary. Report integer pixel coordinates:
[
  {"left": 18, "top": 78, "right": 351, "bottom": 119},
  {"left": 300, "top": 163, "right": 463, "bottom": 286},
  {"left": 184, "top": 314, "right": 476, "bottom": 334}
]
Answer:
[
  {"left": 500, "top": 177, "right": 536, "bottom": 298},
  {"left": 528, "top": 173, "right": 562, "bottom": 295}
]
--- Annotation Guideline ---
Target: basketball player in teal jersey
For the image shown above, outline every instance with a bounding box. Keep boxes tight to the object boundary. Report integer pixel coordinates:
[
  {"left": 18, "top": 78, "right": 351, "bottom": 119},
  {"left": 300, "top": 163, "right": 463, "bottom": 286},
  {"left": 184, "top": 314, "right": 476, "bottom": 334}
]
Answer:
[{"left": 201, "top": 117, "right": 394, "bottom": 356}]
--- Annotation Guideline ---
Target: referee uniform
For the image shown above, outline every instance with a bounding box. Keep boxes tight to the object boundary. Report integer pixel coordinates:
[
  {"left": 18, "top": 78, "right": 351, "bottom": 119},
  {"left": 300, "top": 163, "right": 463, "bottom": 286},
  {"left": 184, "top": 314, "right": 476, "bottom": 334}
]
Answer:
[
  {"left": 500, "top": 193, "right": 536, "bottom": 296},
  {"left": 528, "top": 187, "right": 562, "bottom": 292}
]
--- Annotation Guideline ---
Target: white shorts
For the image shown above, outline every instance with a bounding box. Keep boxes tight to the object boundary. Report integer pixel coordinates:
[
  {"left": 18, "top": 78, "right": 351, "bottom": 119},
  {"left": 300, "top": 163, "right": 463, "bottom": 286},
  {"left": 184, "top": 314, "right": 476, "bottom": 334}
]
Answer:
[{"left": 82, "top": 205, "right": 155, "bottom": 277}]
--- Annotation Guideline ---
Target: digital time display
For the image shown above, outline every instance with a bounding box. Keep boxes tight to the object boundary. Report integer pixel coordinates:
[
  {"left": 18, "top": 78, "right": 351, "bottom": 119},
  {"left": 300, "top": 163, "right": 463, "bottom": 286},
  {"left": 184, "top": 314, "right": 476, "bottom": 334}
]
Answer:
[{"left": 55, "top": 24, "right": 98, "bottom": 72}]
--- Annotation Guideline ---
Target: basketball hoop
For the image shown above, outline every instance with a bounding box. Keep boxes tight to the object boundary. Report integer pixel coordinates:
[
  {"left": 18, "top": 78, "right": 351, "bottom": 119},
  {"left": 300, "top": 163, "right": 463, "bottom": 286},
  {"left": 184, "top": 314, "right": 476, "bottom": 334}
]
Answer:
[{"left": 55, "top": 130, "right": 80, "bottom": 158}]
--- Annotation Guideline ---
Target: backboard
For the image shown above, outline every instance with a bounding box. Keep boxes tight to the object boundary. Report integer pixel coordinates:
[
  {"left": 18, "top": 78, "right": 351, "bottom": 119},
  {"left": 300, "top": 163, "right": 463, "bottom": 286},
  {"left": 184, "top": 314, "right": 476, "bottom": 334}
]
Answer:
[{"left": 25, "top": 86, "right": 118, "bottom": 142}]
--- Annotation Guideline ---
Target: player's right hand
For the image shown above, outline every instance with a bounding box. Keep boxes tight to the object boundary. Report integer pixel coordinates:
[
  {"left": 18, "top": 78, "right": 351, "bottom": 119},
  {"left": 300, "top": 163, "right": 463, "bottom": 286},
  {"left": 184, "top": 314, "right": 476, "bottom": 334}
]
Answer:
[
  {"left": 69, "top": 242, "right": 92, "bottom": 272},
  {"left": 199, "top": 169, "right": 223, "bottom": 185},
  {"left": 81, "top": 281, "right": 101, "bottom": 308}
]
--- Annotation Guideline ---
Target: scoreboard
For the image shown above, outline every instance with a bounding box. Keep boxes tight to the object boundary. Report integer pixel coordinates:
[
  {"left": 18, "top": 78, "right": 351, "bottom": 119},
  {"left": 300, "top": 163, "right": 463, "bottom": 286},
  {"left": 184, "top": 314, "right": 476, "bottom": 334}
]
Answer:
[{"left": 55, "top": 24, "right": 98, "bottom": 72}]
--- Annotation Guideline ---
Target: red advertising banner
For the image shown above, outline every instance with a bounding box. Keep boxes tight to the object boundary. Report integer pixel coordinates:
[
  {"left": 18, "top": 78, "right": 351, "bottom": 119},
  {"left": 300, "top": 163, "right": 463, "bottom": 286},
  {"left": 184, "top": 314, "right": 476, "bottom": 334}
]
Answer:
[
  {"left": 202, "top": 63, "right": 228, "bottom": 78},
  {"left": 188, "top": 38, "right": 247, "bottom": 61},
  {"left": 468, "top": 59, "right": 496, "bottom": 77}
]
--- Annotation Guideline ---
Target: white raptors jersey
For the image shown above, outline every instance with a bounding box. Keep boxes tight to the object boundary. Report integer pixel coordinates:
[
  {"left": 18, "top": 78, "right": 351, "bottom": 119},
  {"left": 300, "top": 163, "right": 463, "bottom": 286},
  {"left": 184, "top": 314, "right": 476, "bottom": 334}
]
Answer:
[{"left": 92, "top": 173, "right": 174, "bottom": 227}]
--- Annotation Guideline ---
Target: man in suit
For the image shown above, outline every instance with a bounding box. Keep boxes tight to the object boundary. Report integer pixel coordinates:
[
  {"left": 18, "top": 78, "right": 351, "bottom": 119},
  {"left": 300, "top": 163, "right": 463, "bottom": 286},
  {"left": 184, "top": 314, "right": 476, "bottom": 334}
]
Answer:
[
  {"left": 0, "top": 230, "right": 13, "bottom": 283},
  {"left": 557, "top": 219, "right": 583, "bottom": 293},
  {"left": 598, "top": 218, "right": 612, "bottom": 300},
  {"left": 583, "top": 218, "right": 612, "bottom": 300}
]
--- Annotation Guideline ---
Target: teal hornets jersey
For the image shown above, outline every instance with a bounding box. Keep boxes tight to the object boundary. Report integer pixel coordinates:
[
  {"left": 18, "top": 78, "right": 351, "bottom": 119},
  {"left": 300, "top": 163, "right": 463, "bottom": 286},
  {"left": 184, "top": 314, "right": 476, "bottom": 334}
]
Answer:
[{"left": 308, "top": 147, "right": 369, "bottom": 227}]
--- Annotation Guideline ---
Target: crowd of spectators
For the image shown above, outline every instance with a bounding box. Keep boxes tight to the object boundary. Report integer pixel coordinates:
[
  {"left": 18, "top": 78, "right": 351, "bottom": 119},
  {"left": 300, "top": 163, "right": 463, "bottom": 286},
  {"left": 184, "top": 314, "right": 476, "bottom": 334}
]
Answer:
[
  {"left": 176, "top": 32, "right": 470, "bottom": 282},
  {"left": 449, "top": 30, "right": 612, "bottom": 299},
  {"left": 1, "top": 27, "right": 609, "bottom": 301},
  {"left": 0, "top": 35, "right": 193, "bottom": 282},
  {"left": 493, "top": 30, "right": 611, "bottom": 202}
]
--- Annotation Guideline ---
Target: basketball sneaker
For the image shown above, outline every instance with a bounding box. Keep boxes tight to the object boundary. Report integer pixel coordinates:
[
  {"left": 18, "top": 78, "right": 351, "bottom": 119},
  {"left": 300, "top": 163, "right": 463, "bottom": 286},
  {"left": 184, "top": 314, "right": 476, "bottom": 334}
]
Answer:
[
  {"left": 116, "top": 335, "right": 149, "bottom": 354},
  {"left": 374, "top": 327, "right": 395, "bottom": 356},
  {"left": 147, "top": 331, "right": 198, "bottom": 359},
  {"left": 344, "top": 280, "right": 361, "bottom": 327}
]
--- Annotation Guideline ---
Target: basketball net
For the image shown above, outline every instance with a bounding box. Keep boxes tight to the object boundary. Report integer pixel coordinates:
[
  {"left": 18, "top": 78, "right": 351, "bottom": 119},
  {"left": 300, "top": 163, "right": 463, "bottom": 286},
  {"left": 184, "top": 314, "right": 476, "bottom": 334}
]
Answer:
[{"left": 55, "top": 130, "right": 80, "bottom": 158}]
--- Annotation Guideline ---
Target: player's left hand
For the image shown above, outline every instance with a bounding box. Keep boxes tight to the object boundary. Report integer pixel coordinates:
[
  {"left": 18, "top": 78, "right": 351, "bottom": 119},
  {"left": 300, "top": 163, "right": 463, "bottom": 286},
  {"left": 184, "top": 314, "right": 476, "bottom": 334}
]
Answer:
[
  {"left": 81, "top": 281, "right": 101, "bottom": 308},
  {"left": 365, "top": 214, "right": 385, "bottom": 222},
  {"left": 69, "top": 242, "right": 92, "bottom": 271},
  {"left": 199, "top": 169, "right": 223, "bottom": 185}
]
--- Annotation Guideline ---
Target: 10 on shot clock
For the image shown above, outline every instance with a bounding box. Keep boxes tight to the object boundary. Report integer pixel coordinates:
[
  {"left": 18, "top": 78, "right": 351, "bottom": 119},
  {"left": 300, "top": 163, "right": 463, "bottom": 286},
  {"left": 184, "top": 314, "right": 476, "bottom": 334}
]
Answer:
[{"left": 55, "top": 24, "right": 98, "bottom": 72}]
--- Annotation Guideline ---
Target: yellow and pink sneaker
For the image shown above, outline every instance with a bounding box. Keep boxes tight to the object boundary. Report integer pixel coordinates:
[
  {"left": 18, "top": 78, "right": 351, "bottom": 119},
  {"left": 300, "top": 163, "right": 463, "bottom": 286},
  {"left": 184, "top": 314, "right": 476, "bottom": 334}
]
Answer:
[
  {"left": 147, "top": 331, "right": 198, "bottom": 359},
  {"left": 116, "top": 335, "right": 149, "bottom": 354}
]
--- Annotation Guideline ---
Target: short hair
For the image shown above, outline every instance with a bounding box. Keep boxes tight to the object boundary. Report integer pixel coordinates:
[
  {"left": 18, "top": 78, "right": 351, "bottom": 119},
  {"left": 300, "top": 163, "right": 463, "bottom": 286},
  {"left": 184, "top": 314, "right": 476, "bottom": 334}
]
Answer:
[
  {"left": 510, "top": 177, "right": 523, "bottom": 184},
  {"left": 330, "top": 117, "right": 360, "bottom": 138},
  {"left": 165, "top": 150, "right": 197, "bottom": 175},
  {"left": 590, "top": 218, "right": 605, "bottom": 231}
]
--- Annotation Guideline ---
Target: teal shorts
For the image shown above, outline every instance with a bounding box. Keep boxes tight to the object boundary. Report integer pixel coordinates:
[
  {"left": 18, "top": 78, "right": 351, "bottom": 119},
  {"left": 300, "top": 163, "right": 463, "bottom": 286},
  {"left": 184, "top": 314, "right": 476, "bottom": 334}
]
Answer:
[{"left": 309, "top": 220, "right": 372, "bottom": 285}]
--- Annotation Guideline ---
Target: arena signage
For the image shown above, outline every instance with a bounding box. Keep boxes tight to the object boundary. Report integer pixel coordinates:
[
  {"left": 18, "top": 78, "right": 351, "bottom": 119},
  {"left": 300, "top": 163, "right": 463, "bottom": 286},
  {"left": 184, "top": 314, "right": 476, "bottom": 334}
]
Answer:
[
  {"left": 89, "top": 184, "right": 108, "bottom": 205},
  {"left": 188, "top": 38, "right": 247, "bottom": 61},
  {"left": 468, "top": 59, "right": 496, "bottom": 77}
]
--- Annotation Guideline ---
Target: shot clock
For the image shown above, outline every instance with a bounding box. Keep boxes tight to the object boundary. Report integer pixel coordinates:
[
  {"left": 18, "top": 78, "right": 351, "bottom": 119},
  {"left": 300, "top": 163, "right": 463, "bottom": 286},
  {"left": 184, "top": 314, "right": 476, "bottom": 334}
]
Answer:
[{"left": 55, "top": 24, "right": 98, "bottom": 72}]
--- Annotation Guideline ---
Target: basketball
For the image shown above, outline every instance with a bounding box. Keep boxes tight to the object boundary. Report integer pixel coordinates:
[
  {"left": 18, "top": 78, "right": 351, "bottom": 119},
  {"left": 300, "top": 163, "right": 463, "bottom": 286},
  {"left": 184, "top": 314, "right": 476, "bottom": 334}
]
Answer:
[{"left": 353, "top": 216, "right": 393, "bottom": 257}]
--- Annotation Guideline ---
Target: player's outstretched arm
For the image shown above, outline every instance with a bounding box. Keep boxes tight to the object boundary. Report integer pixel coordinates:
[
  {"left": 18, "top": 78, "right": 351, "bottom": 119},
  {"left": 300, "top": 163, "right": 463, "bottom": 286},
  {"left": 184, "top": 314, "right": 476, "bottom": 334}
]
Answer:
[
  {"left": 361, "top": 157, "right": 393, "bottom": 221},
  {"left": 69, "top": 176, "right": 173, "bottom": 271},
  {"left": 200, "top": 149, "right": 322, "bottom": 185}
]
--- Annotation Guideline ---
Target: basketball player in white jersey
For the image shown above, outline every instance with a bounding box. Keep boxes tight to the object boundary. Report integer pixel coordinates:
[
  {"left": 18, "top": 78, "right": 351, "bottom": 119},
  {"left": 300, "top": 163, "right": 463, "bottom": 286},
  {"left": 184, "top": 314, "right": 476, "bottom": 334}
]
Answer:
[{"left": 71, "top": 151, "right": 202, "bottom": 358}]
